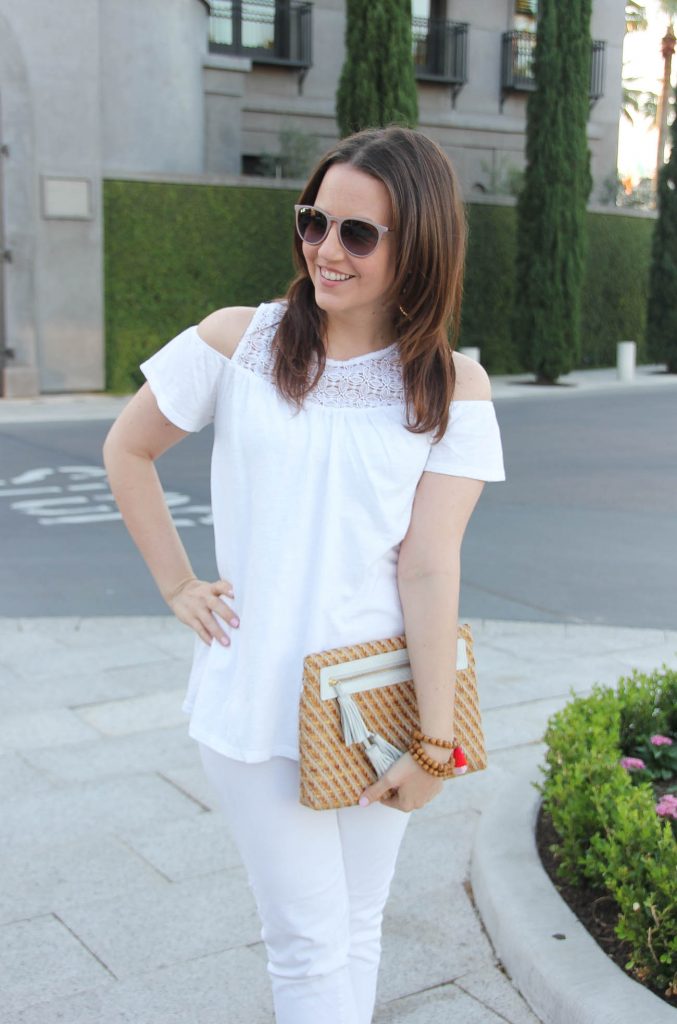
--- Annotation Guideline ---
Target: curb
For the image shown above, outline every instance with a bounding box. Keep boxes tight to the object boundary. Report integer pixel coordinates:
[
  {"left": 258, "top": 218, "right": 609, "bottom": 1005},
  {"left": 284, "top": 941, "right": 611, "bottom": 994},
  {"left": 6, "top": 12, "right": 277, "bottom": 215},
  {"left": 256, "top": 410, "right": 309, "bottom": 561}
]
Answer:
[{"left": 470, "top": 755, "right": 676, "bottom": 1024}]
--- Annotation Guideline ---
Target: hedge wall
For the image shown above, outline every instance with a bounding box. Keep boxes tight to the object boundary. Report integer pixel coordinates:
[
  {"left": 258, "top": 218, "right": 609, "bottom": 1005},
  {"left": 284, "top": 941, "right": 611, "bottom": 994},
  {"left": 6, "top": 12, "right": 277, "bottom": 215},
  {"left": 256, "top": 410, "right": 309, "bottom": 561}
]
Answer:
[
  {"left": 103, "top": 179, "right": 656, "bottom": 390},
  {"left": 103, "top": 180, "right": 297, "bottom": 393}
]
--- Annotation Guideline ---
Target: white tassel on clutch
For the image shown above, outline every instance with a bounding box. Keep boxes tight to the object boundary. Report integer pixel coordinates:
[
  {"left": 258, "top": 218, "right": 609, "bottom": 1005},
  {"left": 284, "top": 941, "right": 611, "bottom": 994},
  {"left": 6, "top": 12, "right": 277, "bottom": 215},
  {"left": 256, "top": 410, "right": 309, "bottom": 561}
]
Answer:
[
  {"left": 334, "top": 683, "right": 370, "bottom": 744},
  {"left": 334, "top": 683, "right": 404, "bottom": 777}
]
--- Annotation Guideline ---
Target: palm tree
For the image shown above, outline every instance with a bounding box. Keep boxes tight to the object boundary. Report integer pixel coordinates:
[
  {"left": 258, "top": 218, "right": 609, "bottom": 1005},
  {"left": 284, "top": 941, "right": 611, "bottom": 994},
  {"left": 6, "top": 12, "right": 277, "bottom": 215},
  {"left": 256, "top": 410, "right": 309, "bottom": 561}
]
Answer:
[
  {"left": 624, "top": 3, "right": 677, "bottom": 176},
  {"left": 655, "top": 2, "right": 677, "bottom": 178},
  {"left": 622, "top": 70, "right": 658, "bottom": 126},
  {"left": 625, "top": 2, "right": 649, "bottom": 34}
]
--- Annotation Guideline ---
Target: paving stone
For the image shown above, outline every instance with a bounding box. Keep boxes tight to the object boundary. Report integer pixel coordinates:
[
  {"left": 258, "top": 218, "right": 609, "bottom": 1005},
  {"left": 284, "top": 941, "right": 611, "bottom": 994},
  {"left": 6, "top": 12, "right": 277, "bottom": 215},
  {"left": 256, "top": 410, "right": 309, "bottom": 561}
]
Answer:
[
  {"left": 479, "top": 648, "right": 672, "bottom": 706},
  {"left": 145, "top": 627, "right": 197, "bottom": 661},
  {"left": 114, "top": 809, "right": 242, "bottom": 882},
  {"left": 0, "top": 663, "right": 29, "bottom": 714},
  {"left": 56, "top": 868, "right": 261, "bottom": 979},
  {"left": 10, "top": 946, "right": 273, "bottom": 1023},
  {"left": 6, "top": 616, "right": 168, "bottom": 641},
  {"left": 160, "top": 761, "right": 221, "bottom": 811},
  {"left": 100, "top": 656, "right": 192, "bottom": 698},
  {"left": 473, "top": 619, "right": 673, "bottom": 653},
  {"left": 0, "top": 914, "right": 112, "bottom": 1014},
  {"left": 0, "top": 752, "right": 58, "bottom": 801},
  {"left": 378, "top": 885, "right": 496, "bottom": 1002},
  {"left": 2, "top": 660, "right": 190, "bottom": 715},
  {"left": 612, "top": 642, "right": 677, "bottom": 674},
  {"left": 20, "top": 726, "right": 198, "bottom": 784},
  {"left": 0, "top": 835, "right": 167, "bottom": 926},
  {"left": 455, "top": 966, "right": 543, "bottom": 1024},
  {"left": 467, "top": 619, "right": 570, "bottom": 643},
  {"left": 72, "top": 688, "right": 186, "bottom": 736},
  {"left": 0, "top": 707, "right": 100, "bottom": 753},
  {"left": 1, "top": 639, "right": 169, "bottom": 683},
  {"left": 0, "top": 633, "right": 67, "bottom": 669},
  {"left": 394, "top": 809, "right": 478, "bottom": 894},
  {"left": 0, "top": 773, "right": 202, "bottom": 852},
  {"left": 374, "top": 981, "right": 506, "bottom": 1023},
  {"left": 482, "top": 695, "right": 576, "bottom": 751}
]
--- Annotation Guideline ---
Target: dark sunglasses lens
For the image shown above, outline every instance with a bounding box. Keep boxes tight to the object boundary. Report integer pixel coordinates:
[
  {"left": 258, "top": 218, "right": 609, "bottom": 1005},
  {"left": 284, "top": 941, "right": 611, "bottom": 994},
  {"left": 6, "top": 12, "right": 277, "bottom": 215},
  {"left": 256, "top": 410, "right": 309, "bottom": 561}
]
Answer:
[
  {"left": 341, "top": 219, "right": 380, "bottom": 257},
  {"left": 297, "top": 207, "right": 328, "bottom": 244}
]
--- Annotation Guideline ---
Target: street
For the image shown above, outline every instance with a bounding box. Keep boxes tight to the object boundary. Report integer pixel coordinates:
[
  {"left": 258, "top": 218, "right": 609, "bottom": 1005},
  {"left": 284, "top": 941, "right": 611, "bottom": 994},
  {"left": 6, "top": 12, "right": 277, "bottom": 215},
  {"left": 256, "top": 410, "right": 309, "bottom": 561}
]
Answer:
[{"left": 1, "top": 389, "right": 675, "bottom": 625}]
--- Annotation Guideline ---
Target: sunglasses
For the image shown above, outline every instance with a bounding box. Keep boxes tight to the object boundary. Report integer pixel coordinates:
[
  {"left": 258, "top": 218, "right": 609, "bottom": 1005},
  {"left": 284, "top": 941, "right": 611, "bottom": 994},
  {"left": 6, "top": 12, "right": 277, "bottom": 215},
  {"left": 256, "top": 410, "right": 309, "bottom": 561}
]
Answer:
[{"left": 294, "top": 204, "right": 393, "bottom": 258}]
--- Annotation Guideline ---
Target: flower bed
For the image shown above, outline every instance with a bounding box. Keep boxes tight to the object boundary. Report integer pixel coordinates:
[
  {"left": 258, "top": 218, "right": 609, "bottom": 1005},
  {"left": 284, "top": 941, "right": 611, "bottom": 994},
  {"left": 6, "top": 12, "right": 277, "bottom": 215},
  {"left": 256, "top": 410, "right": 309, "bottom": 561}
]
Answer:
[{"left": 536, "top": 665, "right": 677, "bottom": 1003}]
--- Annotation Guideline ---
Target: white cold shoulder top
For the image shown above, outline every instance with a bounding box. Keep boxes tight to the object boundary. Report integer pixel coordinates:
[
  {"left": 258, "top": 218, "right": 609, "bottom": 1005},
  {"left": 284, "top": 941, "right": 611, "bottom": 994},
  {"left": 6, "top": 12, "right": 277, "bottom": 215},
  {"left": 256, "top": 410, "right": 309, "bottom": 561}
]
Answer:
[{"left": 140, "top": 300, "right": 506, "bottom": 763}]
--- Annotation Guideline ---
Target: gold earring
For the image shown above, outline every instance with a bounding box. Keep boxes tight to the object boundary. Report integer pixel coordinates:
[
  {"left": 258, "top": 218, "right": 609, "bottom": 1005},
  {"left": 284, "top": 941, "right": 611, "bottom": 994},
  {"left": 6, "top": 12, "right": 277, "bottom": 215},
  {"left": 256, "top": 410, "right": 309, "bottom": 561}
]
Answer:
[{"left": 399, "top": 304, "right": 410, "bottom": 319}]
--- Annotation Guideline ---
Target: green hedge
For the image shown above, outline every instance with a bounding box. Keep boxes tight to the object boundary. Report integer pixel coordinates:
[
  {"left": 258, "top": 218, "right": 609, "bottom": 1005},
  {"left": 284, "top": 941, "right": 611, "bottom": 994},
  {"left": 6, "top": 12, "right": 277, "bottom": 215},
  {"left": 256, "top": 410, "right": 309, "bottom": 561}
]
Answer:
[
  {"left": 537, "top": 667, "right": 677, "bottom": 999},
  {"left": 103, "top": 180, "right": 297, "bottom": 393},
  {"left": 462, "top": 205, "right": 655, "bottom": 374},
  {"left": 103, "top": 180, "right": 656, "bottom": 390}
]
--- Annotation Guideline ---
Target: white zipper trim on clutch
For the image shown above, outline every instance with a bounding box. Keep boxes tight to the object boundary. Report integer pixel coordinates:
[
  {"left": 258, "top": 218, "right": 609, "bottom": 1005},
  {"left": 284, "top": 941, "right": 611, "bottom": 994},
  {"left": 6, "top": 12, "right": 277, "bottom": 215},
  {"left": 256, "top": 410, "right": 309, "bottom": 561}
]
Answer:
[{"left": 320, "top": 637, "right": 468, "bottom": 702}]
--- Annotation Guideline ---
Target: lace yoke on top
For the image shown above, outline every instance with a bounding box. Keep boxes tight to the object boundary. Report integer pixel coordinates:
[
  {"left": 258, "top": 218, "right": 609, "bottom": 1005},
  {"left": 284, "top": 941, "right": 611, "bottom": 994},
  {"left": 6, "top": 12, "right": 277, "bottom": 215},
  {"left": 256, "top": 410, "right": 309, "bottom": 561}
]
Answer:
[{"left": 230, "top": 303, "right": 406, "bottom": 409}]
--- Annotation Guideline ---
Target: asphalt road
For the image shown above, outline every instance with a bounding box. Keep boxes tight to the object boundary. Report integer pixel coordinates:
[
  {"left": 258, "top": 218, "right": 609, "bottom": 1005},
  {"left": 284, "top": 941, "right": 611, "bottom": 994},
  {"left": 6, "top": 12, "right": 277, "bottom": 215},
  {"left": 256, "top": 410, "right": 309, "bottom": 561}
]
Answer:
[{"left": 1, "top": 390, "right": 675, "bottom": 626}]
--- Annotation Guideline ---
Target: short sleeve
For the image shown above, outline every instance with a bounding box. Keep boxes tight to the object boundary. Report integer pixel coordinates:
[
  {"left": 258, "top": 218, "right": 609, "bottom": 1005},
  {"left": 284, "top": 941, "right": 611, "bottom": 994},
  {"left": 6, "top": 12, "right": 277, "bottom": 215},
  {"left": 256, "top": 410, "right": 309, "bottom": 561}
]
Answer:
[
  {"left": 139, "top": 325, "right": 228, "bottom": 432},
  {"left": 423, "top": 400, "right": 506, "bottom": 481}
]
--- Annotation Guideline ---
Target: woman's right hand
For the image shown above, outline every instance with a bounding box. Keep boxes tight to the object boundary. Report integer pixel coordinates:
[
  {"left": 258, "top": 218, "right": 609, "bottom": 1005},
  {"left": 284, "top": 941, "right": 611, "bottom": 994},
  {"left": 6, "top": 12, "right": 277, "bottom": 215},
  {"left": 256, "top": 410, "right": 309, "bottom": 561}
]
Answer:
[{"left": 166, "top": 577, "right": 239, "bottom": 647}]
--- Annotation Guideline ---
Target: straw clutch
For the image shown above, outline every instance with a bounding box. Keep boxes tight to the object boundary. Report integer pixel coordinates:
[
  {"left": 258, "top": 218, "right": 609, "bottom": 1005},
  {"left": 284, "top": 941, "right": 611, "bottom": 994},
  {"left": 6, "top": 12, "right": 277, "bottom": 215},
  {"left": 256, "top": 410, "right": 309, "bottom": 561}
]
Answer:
[{"left": 298, "top": 623, "right": 486, "bottom": 810}]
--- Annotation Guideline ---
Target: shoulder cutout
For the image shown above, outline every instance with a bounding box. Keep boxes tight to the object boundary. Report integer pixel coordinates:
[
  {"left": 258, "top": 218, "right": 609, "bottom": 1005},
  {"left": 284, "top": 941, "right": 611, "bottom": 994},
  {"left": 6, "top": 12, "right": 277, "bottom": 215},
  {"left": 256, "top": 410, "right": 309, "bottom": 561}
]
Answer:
[
  {"left": 196, "top": 306, "right": 257, "bottom": 359},
  {"left": 451, "top": 350, "right": 492, "bottom": 401}
]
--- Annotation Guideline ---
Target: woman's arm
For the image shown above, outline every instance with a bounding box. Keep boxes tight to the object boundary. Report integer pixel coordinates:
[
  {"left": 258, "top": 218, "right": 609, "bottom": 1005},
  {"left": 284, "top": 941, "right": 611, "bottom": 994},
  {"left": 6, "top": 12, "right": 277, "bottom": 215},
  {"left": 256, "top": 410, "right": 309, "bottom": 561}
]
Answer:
[
  {"left": 359, "top": 355, "right": 492, "bottom": 811},
  {"left": 396, "top": 472, "right": 484, "bottom": 756},
  {"left": 358, "top": 472, "right": 485, "bottom": 812},
  {"left": 103, "top": 383, "right": 196, "bottom": 602},
  {"left": 103, "top": 383, "right": 238, "bottom": 646},
  {"left": 101, "top": 306, "right": 255, "bottom": 643}
]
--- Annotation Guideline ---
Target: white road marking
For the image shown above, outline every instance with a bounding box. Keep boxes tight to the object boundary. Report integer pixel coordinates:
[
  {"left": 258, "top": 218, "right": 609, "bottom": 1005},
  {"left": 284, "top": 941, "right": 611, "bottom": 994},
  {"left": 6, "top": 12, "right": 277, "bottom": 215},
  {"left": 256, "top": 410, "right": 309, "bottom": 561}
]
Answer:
[{"left": 0, "top": 466, "right": 213, "bottom": 528}]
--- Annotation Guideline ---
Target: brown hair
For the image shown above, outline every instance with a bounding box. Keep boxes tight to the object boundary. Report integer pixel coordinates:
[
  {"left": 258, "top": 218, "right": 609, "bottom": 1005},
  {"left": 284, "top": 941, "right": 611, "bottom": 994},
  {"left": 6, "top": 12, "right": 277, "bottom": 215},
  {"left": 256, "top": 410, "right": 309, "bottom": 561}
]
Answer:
[{"left": 272, "top": 125, "right": 467, "bottom": 441}]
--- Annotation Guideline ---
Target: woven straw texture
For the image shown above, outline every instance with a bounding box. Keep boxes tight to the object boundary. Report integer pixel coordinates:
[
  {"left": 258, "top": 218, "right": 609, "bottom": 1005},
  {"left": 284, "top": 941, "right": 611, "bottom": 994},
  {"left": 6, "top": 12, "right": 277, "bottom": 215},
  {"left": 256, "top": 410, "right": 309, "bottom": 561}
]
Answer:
[{"left": 299, "top": 623, "right": 485, "bottom": 810}]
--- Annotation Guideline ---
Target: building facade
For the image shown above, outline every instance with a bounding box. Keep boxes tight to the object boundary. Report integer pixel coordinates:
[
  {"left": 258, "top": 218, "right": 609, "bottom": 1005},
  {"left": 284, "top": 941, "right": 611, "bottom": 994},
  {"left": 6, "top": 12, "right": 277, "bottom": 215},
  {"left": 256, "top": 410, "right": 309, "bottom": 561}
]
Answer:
[{"left": 0, "top": 0, "right": 626, "bottom": 395}]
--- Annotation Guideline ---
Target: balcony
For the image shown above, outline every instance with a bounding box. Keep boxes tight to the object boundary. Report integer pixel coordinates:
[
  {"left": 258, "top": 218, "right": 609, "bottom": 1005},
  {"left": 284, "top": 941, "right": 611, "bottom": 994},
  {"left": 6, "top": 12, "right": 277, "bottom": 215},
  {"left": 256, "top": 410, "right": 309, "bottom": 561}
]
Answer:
[
  {"left": 209, "top": 1, "right": 312, "bottom": 74},
  {"left": 501, "top": 31, "right": 606, "bottom": 111},
  {"left": 412, "top": 18, "right": 468, "bottom": 106}
]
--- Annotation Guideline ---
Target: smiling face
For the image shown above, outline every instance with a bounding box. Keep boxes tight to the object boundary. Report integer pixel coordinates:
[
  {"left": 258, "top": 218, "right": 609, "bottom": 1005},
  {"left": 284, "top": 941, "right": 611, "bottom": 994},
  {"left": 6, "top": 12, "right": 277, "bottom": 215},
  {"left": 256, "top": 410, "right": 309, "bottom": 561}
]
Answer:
[{"left": 302, "top": 163, "right": 397, "bottom": 330}]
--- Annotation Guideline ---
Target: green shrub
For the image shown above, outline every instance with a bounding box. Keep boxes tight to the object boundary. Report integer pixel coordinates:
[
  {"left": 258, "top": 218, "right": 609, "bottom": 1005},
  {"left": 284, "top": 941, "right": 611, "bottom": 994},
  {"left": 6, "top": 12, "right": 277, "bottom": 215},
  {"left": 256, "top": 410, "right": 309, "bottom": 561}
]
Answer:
[
  {"left": 587, "top": 786, "right": 677, "bottom": 995},
  {"left": 537, "top": 667, "right": 677, "bottom": 999},
  {"left": 616, "top": 666, "right": 670, "bottom": 751}
]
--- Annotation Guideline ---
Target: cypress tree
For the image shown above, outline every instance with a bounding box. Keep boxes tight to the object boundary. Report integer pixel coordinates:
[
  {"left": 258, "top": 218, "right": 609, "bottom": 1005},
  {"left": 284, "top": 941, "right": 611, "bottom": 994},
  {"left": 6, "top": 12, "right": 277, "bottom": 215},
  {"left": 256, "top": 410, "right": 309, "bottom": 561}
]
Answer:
[
  {"left": 646, "top": 81, "right": 677, "bottom": 373},
  {"left": 336, "top": 0, "right": 418, "bottom": 137},
  {"left": 510, "top": 0, "right": 593, "bottom": 382}
]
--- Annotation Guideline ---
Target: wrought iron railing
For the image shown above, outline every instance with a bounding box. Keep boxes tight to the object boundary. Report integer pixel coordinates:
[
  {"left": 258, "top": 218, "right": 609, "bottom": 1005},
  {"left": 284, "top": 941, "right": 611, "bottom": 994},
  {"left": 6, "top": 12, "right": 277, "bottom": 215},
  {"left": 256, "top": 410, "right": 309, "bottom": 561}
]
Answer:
[
  {"left": 501, "top": 31, "right": 606, "bottom": 103},
  {"left": 209, "top": 1, "right": 312, "bottom": 68},
  {"left": 412, "top": 18, "right": 467, "bottom": 86}
]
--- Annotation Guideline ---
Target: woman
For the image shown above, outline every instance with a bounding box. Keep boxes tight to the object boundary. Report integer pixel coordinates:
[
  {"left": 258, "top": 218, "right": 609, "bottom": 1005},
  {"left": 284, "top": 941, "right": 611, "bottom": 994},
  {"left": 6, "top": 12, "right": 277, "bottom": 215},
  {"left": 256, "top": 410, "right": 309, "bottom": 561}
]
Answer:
[{"left": 103, "top": 125, "right": 505, "bottom": 1024}]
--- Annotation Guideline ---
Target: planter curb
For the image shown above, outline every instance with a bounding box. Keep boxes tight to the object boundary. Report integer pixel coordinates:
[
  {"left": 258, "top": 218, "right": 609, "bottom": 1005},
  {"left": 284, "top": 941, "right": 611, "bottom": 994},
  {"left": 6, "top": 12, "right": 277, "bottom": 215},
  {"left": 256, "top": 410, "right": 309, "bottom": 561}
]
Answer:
[{"left": 470, "top": 752, "right": 676, "bottom": 1024}]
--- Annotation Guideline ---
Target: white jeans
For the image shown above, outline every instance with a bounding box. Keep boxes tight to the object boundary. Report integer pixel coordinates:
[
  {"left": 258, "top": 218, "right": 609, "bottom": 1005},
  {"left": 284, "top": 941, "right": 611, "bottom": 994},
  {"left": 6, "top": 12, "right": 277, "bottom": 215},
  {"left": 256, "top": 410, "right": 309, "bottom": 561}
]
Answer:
[{"left": 198, "top": 743, "right": 411, "bottom": 1024}]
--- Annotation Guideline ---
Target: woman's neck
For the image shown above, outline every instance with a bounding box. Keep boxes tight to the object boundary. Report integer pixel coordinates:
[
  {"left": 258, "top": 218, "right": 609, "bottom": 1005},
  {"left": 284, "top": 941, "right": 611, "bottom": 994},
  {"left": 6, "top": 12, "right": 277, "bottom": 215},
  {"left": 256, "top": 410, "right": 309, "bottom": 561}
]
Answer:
[{"left": 323, "top": 309, "right": 394, "bottom": 360}]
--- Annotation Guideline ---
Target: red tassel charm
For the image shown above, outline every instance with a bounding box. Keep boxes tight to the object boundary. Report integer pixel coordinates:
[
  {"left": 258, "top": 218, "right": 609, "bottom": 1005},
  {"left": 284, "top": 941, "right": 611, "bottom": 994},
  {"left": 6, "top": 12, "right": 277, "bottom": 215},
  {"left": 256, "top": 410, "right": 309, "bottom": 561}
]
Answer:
[{"left": 452, "top": 746, "right": 468, "bottom": 776}]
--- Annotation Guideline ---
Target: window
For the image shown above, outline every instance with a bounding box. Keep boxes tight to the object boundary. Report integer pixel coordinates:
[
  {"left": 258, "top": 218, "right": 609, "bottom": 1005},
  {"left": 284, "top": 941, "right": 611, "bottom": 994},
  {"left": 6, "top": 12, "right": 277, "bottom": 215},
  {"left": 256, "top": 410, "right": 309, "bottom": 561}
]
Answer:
[{"left": 208, "top": 1, "right": 312, "bottom": 69}]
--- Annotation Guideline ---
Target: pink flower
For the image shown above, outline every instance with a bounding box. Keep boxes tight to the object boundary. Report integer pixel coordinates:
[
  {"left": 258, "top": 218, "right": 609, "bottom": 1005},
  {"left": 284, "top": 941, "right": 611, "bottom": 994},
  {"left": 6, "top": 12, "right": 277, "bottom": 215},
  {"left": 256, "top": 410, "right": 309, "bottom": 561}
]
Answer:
[
  {"left": 650, "top": 734, "right": 674, "bottom": 746},
  {"left": 620, "top": 756, "right": 646, "bottom": 771},
  {"left": 655, "top": 794, "right": 677, "bottom": 820}
]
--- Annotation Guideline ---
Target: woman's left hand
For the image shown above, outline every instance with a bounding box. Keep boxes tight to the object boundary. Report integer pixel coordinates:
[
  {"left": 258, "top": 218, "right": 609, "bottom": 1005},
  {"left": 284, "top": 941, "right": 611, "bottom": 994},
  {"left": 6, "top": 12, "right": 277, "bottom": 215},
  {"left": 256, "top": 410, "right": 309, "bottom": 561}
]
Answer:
[{"left": 358, "top": 752, "right": 444, "bottom": 812}]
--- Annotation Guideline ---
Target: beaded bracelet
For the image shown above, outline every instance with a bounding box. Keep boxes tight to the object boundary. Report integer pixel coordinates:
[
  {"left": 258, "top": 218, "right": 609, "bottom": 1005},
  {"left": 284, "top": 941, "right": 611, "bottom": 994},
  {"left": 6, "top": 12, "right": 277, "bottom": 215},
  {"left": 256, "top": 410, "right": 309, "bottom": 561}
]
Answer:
[
  {"left": 412, "top": 728, "right": 455, "bottom": 750},
  {"left": 408, "top": 740, "right": 456, "bottom": 779}
]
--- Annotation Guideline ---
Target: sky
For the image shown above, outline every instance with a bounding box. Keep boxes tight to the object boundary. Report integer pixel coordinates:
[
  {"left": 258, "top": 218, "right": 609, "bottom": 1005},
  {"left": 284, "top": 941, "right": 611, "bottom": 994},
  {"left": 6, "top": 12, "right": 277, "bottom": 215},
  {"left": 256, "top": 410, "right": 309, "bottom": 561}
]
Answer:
[{"left": 617, "top": 0, "right": 677, "bottom": 184}]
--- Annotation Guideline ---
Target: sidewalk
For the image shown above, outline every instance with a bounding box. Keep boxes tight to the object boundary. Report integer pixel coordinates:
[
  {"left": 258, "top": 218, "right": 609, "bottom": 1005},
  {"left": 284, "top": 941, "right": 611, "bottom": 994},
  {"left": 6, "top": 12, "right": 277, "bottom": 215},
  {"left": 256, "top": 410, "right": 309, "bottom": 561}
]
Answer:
[
  {"left": 1, "top": 616, "right": 676, "bottom": 1023},
  {"left": 0, "top": 362, "right": 675, "bottom": 424}
]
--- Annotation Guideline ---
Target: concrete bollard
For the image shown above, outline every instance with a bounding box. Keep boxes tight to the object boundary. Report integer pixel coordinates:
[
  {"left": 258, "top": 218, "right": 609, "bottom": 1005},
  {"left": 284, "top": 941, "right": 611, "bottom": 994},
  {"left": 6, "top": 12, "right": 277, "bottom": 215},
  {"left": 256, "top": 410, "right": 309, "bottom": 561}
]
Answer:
[
  {"left": 617, "top": 341, "right": 636, "bottom": 382},
  {"left": 459, "top": 347, "right": 481, "bottom": 363}
]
